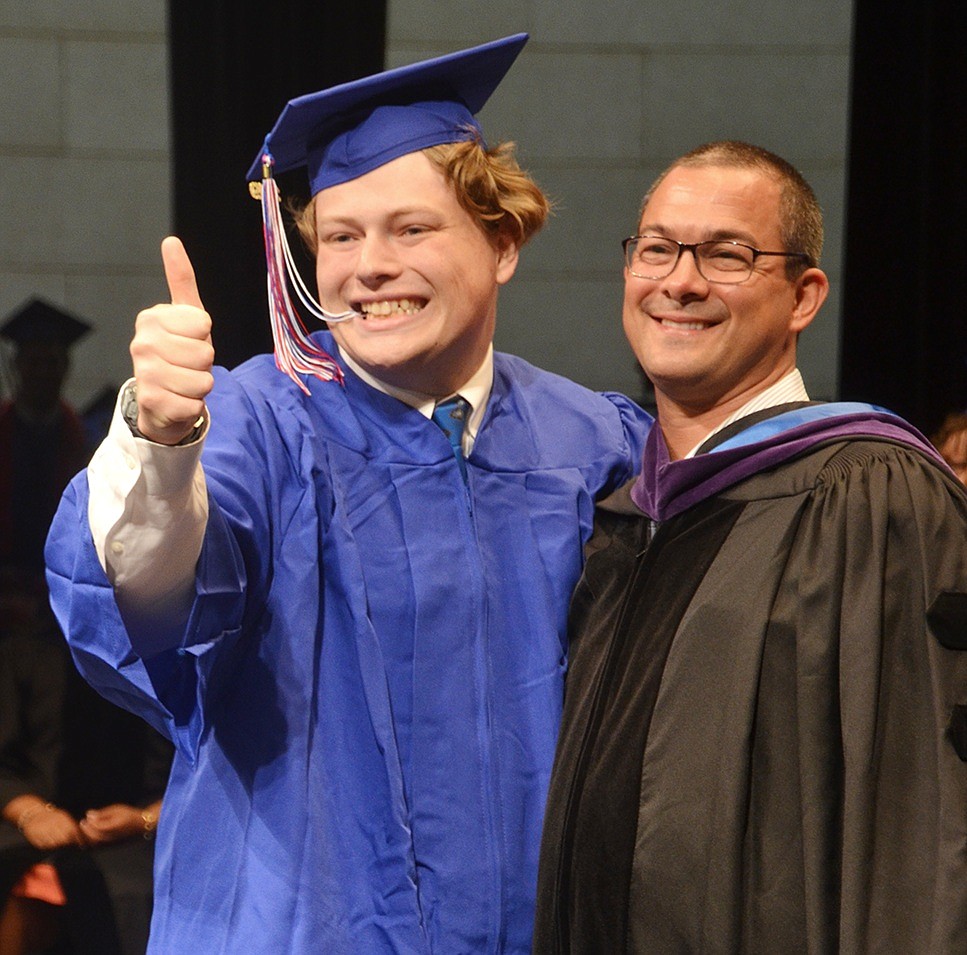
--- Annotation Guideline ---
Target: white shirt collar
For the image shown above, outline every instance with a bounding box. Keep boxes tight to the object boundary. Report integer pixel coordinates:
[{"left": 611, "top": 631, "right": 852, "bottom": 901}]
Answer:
[
  {"left": 683, "top": 368, "right": 810, "bottom": 458},
  {"left": 337, "top": 345, "right": 494, "bottom": 450}
]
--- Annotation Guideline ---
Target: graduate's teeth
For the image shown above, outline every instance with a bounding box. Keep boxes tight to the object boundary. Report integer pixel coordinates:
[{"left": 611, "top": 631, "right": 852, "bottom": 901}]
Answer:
[{"left": 360, "top": 299, "right": 425, "bottom": 316}]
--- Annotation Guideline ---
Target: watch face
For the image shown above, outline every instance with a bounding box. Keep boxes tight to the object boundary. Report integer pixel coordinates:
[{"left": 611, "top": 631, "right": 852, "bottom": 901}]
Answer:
[
  {"left": 121, "top": 382, "right": 206, "bottom": 446},
  {"left": 121, "top": 383, "right": 138, "bottom": 424}
]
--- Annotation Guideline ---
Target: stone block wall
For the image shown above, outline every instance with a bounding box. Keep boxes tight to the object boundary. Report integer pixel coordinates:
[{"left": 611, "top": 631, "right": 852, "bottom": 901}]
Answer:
[{"left": 0, "top": 0, "right": 170, "bottom": 409}]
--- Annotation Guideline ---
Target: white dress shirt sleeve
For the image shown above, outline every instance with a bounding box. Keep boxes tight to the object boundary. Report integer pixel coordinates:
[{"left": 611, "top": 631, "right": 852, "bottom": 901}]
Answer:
[{"left": 87, "top": 380, "right": 209, "bottom": 621}]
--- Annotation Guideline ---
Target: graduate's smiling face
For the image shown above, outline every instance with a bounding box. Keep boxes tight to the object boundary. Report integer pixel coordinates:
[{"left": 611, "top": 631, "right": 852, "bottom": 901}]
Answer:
[
  {"left": 313, "top": 150, "right": 519, "bottom": 397},
  {"left": 622, "top": 164, "right": 828, "bottom": 416}
]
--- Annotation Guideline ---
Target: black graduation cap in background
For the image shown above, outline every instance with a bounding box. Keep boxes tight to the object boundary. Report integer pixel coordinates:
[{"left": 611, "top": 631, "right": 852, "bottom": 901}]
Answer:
[{"left": 0, "top": 297, "right": 92, "bottom": 349}]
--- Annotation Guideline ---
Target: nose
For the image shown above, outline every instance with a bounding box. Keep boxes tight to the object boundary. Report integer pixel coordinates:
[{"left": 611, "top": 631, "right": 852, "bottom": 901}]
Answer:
[
  {"left": 356, "top": 233, "right": 403, "bottom": 288},
  {"left": 657, "top": 245, "right": 709, "bottom": 301}
]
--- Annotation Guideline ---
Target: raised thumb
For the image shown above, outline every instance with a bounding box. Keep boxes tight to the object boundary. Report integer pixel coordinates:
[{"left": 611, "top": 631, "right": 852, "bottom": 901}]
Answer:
[{"left": 161, "top": 235, "right": 204, "bottom": 309}]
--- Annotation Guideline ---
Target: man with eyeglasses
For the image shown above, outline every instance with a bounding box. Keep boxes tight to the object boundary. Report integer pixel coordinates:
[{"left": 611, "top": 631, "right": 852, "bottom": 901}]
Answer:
[{"left": 533, "top": 141, "right": 967, "bottom": 953}]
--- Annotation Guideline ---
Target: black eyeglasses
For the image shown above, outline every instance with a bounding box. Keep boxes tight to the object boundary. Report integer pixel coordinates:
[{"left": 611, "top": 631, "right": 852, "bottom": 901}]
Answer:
[{"left": 622, "top": 235, "right": 812, "bottom": 284}]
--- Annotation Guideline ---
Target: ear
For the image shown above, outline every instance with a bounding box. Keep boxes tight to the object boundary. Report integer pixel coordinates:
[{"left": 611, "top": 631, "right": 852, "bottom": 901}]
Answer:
[
  {"left": 789, "top": 267, "right": 829, "bottom": 334},
  {"left": 495, "top": 232, "right": 521, "bottom": 286}
]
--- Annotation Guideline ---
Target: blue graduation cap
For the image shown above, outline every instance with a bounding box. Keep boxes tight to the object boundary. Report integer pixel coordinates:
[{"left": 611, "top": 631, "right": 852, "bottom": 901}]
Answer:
[
  {"left": 247, "top": 34, "right": 529, "bottom": 393},
  {"left": 247, "top": 33, "right": 528, "bottom": 193}
]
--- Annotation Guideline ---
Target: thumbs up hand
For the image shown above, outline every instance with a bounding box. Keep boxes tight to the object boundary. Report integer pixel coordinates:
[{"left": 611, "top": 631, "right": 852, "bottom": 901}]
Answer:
[{"left": 130, "top": 237, "right": 215, "bottom": 445}]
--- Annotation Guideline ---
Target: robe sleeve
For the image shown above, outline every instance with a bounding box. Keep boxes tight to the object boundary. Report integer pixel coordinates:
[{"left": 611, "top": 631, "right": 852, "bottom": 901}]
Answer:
[
  {"left": 46, "top": 368, "right": 276, "bottom": 762},
  {"left": 775, "top": 441, "right": 967, "bottom": 951},
  {"left": 591, "top": 391, "right": 652, "bottom": 498}
]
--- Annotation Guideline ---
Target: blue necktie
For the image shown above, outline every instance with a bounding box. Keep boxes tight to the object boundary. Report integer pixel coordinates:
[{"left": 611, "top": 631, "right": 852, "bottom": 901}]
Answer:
[{"left": 432, "top": 396, "right": 469, "bottom": 483}]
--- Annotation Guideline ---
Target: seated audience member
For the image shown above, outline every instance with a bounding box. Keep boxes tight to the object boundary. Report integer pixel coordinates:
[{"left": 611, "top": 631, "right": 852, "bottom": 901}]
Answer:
[
  {"left": 0, "top": 579, "right": 171, "bottom": 955},
  {"left": 931, "top": 409, "right": 967, "bottom": 484}
]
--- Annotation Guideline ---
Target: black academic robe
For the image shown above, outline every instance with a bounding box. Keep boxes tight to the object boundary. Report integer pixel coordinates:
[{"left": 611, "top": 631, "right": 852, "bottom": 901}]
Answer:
[
  {"left": 0, "top": 399, "right": 88, "bottom": 582},
  {"left": 534, "top": 406, "right": 967, "bottom": 954}
]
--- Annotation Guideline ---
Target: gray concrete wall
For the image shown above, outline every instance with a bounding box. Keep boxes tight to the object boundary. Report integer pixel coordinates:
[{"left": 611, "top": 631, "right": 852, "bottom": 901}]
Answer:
[
  {"left": 387, "top": 3, "right": 854, "bottom": 401},
  {"left": 0, "top": 0, "right": 170, "bottom": 410}
]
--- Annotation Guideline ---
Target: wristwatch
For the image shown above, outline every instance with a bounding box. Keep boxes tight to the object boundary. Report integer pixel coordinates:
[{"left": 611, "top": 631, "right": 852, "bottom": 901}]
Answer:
[{"left": 121, "top": 382, "right": 206, "bottom": 445}]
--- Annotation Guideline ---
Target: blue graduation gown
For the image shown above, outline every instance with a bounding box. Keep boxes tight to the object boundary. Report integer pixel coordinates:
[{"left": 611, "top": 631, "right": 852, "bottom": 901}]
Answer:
[{"left": 46, "top": 338, "right": 651, "bottom": 954}]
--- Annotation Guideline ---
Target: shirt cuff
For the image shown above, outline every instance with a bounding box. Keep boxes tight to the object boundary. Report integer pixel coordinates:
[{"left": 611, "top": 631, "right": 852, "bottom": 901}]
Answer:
[{"left": 88, "top": 379, "right": 208, "bottom": 574}]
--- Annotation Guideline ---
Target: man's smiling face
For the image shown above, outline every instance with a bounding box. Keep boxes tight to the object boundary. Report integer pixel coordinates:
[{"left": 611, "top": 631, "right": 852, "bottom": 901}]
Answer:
[{"left": 622, "top": 163, "right": 819, "bottom": 416}]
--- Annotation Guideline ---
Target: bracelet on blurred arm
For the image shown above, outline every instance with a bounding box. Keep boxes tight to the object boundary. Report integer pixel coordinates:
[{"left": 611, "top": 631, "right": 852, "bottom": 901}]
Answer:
[{"left": 141, "top": 807, "right": 158, "bottom": 840}]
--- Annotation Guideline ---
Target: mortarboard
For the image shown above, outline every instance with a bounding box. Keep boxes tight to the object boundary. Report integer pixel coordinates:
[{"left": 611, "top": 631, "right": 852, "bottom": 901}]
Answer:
[
  {"left": 247, "top": 34, "right": 529, "bottom": 393},
  {"left": 247, "top": 32, "right": 528, "bottom": 194},
  {"left": 0, "top": 297, "right": 91, "bottom": 349}
]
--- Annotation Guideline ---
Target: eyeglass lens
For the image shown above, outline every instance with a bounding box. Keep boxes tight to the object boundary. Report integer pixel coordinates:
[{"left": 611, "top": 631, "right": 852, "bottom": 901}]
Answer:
[{"left": 625, "top": 237, "right": 755, "bottom": 283}]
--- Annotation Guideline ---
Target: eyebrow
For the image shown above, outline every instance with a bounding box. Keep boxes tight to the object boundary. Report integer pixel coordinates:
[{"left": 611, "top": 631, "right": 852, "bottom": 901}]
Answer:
[
  {"left": 639, "top": 224, "right": 761, "bottom": 246},
  {"left": 316, "top": 206, "right": 442, "bottom": 227}
]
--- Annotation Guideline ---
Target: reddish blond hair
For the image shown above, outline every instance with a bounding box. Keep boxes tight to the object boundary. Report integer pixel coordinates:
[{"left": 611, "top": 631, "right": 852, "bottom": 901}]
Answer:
[{"left": 293, "top": 139, "right": 550, "bottom": 253}]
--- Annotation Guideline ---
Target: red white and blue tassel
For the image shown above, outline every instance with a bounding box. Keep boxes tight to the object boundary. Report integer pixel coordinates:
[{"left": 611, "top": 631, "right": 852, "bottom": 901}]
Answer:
[{"left": 253, "top": 154, "right": 357, "bottom": 393}]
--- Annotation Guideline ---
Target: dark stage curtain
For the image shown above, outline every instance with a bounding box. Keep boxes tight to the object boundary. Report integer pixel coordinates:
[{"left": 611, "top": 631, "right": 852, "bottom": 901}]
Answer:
[
  {"left": 167, "top": 3, "right": 387, "bottom": 370},
  {"left": 840, "top": 2, "right": 967, "bottom": 436}
]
